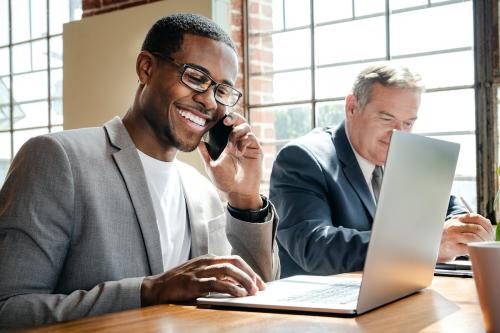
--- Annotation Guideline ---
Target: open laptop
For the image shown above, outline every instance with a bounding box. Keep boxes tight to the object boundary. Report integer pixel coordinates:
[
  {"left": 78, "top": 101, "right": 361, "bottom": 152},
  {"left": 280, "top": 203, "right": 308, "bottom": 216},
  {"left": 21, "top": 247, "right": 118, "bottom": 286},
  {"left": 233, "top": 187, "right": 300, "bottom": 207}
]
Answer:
[{"left": 198, "top": 131, "right": 460, "bottom": 315}]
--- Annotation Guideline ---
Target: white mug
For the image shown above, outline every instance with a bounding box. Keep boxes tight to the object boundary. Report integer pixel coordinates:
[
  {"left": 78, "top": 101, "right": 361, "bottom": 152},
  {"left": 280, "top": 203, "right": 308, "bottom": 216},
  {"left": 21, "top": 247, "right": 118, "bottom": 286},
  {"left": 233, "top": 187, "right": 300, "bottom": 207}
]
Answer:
[{"left": 469, "top": 241, "right": 500, "bottom": 333}]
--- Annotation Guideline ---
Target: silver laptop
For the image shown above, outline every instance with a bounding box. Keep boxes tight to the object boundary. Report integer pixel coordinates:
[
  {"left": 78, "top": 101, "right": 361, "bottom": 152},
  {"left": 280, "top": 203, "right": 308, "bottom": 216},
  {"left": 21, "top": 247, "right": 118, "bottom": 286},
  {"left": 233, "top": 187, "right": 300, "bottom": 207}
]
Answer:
[{"left": 198, "top": 131, "right": 460, "bottom": 315}]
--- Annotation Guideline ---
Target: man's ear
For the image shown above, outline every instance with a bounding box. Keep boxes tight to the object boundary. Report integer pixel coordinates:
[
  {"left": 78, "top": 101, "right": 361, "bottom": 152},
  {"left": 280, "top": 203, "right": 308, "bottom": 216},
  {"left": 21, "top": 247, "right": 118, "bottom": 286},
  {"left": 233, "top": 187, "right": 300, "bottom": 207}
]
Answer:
[
  {"left": 136, "top": 51, "right": 154, "bottom": 85},
  {"left": 345, "top": 94, "right": 358, "bottom": 119}
]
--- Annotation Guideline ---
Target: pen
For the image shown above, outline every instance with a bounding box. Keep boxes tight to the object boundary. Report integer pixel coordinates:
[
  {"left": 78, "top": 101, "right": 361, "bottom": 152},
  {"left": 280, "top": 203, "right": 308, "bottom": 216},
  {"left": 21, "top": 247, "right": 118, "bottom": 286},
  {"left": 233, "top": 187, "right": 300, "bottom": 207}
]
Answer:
[{"left": 460, "top": 196, "right": 473, "bottom": 213}]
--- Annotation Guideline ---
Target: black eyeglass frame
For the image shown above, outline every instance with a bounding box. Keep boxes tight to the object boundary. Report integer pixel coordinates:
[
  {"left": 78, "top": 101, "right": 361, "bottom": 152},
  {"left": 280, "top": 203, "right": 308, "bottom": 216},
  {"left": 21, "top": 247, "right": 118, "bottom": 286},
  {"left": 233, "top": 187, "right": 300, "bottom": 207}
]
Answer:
[{"left": 151, "top": 52, "right": 242, "bottom": 107}]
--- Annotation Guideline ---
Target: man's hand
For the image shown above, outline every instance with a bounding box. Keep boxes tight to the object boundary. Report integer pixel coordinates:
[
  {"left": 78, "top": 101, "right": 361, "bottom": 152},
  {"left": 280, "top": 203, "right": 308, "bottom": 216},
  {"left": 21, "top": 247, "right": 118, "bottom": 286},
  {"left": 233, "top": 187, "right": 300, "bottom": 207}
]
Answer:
[
  {"left": 437, "top": 213, "right": 494, "bottom": 262},
  {"left": 198, "top": 112, "right": 263, "bottom": 210},
  {"left": 140, "top": 255, "right": 266, "bottom": 306}
]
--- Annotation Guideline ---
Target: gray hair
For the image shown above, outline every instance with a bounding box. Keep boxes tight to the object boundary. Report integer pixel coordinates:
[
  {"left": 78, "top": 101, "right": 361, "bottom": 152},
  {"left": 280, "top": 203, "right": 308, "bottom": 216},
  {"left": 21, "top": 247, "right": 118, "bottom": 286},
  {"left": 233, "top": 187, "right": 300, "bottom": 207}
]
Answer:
[{"left": 352, "top": 63, "right": 425, "bottom": 111}]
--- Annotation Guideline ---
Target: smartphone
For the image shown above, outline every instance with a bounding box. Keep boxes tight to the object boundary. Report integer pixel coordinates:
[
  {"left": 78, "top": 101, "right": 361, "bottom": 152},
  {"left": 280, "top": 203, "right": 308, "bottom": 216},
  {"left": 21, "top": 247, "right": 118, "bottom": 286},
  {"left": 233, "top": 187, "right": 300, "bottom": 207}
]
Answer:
[{"left": 204, "top": 115, "right": 232, "bottom": 160}]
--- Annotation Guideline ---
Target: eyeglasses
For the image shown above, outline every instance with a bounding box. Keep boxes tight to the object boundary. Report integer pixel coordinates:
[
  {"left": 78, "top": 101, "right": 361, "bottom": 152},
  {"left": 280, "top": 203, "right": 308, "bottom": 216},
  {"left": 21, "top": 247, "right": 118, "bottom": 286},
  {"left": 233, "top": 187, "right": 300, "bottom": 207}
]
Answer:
[{"left": 151, "top": 52, "right": 242, "bottom": 107}]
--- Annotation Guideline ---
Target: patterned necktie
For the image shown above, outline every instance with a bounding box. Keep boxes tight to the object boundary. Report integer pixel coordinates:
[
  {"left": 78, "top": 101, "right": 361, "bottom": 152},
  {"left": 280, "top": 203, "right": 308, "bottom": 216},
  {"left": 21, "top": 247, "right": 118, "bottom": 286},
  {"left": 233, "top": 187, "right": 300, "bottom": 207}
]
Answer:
[{"left": 372, "top": 165, "right": 384, "bottom": 203}]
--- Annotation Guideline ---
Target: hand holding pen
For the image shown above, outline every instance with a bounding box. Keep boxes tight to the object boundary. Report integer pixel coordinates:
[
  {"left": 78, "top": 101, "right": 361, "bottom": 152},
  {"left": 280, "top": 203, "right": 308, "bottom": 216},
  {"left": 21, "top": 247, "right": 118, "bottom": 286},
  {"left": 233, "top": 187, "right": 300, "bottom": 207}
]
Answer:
[
  {"left": 458, "top": 196, "right": 494, "bottom": 241},
  {"left": 437, "top": 197, "right": 494, "bottom": 262}
]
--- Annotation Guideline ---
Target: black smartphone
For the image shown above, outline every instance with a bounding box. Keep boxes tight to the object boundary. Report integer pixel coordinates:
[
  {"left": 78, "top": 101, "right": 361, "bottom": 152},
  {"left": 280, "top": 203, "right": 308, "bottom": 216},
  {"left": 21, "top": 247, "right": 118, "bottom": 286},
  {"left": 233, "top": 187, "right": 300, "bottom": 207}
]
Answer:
[{"left": 204, "top": 115, "right": 232, "bottom": 160}]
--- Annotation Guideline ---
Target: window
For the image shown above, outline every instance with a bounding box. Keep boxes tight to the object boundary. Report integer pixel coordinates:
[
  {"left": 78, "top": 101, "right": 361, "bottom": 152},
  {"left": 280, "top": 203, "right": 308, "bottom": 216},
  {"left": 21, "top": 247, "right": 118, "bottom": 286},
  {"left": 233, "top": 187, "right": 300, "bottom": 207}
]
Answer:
[
  {"left": 0, "top": 0, "right": 82, "bottom": 184},
  {"left": 246, "top": 0, "right": 476, "bottom": 209}
]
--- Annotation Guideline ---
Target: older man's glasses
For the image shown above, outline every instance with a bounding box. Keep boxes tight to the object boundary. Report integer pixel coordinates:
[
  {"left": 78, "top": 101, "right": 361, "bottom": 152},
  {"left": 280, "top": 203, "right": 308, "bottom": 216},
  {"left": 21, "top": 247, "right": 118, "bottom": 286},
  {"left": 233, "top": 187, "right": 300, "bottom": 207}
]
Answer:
[{"left": 152, "top": 52, "right": 242, "bottom": 107}]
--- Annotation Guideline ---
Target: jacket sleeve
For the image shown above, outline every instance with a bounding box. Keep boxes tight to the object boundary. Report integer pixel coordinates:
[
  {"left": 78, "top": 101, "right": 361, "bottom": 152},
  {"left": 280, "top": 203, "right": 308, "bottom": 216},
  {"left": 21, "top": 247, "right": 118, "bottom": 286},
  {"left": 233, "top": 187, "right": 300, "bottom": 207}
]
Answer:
[
  {"left": 446, "top": 195, "right": 469, "bottom": 218},
  {"left": 225, "top": 203, "right": 280, "bottom": 282},
  {"left": 0, "top": 136, "right": 142, "bottom": 329},
  {"left": 270, "top": 143, "right": 371, "bottom": 275}
]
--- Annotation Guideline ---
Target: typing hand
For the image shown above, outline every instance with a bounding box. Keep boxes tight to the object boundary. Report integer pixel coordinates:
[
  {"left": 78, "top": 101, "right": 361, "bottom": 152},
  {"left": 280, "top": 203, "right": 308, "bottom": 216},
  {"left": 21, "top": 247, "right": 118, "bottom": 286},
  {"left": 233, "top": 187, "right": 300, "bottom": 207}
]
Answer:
[
  {"left": 437, "top": 213, "right": 494, "bottom": 262},
  {"left": 140, "top": 255, "right": 265, "bottom": 306}
]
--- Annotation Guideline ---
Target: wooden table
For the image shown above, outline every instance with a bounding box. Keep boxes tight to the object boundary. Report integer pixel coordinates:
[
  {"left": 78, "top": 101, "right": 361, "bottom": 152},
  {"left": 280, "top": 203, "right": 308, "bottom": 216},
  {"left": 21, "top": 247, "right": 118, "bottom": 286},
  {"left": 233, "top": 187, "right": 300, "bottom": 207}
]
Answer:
[{"left": 24, "top": 276, "right": 484, "bottom": 333}]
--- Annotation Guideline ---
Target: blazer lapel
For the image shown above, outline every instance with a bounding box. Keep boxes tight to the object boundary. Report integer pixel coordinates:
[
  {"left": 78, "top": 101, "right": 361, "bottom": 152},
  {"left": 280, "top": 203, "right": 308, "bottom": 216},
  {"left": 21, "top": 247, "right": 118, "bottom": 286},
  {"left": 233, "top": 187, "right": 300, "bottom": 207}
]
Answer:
[
  {"left": 333, "top": 123, "right": 376, "bottom": 219},
  {"left": 104, "top": 117, "right": 164, "bottom": 275},
  {"left": 176, "top": 162, "right": 208, "bottom": 258}
]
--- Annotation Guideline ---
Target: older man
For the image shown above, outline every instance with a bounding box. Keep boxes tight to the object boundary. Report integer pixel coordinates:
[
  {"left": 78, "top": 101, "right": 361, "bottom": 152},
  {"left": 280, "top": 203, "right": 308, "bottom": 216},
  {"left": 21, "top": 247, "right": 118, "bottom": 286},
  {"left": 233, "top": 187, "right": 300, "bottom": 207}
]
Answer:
[{"left": 270, "top": 63, "right": 493, "bottom": 278}]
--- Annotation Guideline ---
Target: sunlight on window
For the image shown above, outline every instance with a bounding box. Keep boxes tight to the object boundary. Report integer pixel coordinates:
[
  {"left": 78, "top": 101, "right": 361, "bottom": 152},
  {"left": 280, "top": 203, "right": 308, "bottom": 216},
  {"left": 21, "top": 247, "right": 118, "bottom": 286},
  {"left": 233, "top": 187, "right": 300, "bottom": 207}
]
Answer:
[
  {"left": 0, "top": 0, "right": 81, "bottom": 185},
  {"left": 248, "top": 0, "right": 476, "bottom": 205}
]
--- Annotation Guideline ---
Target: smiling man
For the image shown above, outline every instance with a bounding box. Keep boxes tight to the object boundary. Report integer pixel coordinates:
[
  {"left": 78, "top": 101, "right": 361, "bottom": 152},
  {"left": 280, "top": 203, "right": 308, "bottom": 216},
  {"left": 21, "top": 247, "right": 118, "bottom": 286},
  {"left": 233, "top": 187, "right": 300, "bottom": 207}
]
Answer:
[
  {"left": 270, "top": 64, "right": 493, "bottom": 278},
  {"left": 0, "top": 14, "right": 279, "bottom": 329}
]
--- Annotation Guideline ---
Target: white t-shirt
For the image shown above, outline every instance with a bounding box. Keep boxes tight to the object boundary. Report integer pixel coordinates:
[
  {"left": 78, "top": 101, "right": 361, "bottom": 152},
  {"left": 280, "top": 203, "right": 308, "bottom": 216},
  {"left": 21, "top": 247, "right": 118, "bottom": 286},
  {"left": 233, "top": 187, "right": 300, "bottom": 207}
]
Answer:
[{"left": 138, "top": 150, "right": 191, "bottom": 271}]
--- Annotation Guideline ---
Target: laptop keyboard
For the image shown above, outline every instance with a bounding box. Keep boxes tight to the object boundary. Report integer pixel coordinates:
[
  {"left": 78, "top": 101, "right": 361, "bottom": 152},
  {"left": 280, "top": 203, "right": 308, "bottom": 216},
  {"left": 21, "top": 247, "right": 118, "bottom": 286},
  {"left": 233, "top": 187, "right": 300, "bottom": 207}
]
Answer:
[{"left": 278, "top": 280, "right": 360, "bottom": 304}]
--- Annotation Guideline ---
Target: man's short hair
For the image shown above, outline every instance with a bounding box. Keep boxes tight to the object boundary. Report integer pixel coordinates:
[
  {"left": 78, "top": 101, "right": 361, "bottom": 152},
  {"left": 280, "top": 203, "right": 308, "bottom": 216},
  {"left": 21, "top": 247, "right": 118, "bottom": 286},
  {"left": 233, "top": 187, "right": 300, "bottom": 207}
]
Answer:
[
  {"left": 352, "top": 63, "right": 424, "bottom": 111},
  {"left": 141, "top": 13, "right": 236, "bottom": 57}
]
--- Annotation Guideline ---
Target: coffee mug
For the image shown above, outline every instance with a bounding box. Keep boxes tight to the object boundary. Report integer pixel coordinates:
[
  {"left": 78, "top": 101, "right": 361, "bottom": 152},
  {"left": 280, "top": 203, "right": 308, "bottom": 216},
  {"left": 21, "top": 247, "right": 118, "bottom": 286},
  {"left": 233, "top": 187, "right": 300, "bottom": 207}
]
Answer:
[{"left": 469, "top": 241, "right": 500, "bottom": 333}]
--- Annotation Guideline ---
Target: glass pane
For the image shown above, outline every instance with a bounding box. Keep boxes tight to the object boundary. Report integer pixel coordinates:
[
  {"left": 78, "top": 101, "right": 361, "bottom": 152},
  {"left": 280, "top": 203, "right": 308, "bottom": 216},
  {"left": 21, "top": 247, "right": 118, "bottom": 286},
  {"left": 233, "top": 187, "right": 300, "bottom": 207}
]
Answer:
[
  {"left": 31, "top": 0, "right": 48, "bottom": 40},
  {"left": 249, "top": 70, "right": 311, "bottom": 104},
  {"left": 315, "top": 61, "right": 378, "bottom": 99},
  {"left": 414, "top": 89, "right": 475, "bottom": 134},
  {"left": 248, "top": 0, "right": 278, "bottom": 33},
  {"left": 13, "top": 127, "right": 48, "bottom": 155},
  {"left": 69, "top": 0, "right": 82, "bottom": 21},
  {"left": 0, "top": 0, "right": 9, "bottom": 46},
  {"left": 392, "top": 51, "right": 474, "bottom": 89},
  {"left": 13, "top": 101, "right": 48, "bottom": 129},
  {"left": 390, "top": 0, "right": 427, "bottom": 11},
  {"left": 50, "top": 125, "right": 63, "bottom": 132},
  {"left": 12, "top": 40, "right": 48, "bottom": 74},
  {"left": 314, "top": 0, "right": 352, "bottom": 23},
  {"left": 50, "top": 68, "right": 62, "bottom": 98},
  {"left": 50, "top": 0, "right": 70, "bottom": 34},
  {"left": 51, "top": 99, "right": 63, "bottom": 125},
  {"left": 250, "top": 103, "right": 312, "bottom": 142},
  {"left": 260, "top": 142, "right": 282, "bottom": 196},
  {"left": 49, "top": 36, "right": 63, "bottom": 68},
  {"left": 249, "top": 29, "right": 310, "bottom": 74},
  {"left": 390, "top": 3, "right": 473, "bottom": 56},
  {"left": 0, "top": 131, "right": 11, "bottom": 185},
  {"left": 0, "top": 131, "right": 10, "bottom": 160},
  {"left": 315, "top": 101, "right": 346, "bottom": 128},
  {"left": 315, "top": 17, "right": 386, "bottom": 65},
  {"left": 354, "top": 0, "right": 385, "bottom": 16},
  {"left": 284, "top": 0, "right": 309, "bottom": 28},
  {"left": 0, "top": 106, "right": 9, "bottom": 130},
  {"left": 0, "top": 76, "right": 9, "bottom": 105},
  {"left": 12, "top": 0, "right": 30, "bottom": 43},
  {"left": 275, "top": 29, "right": 310, "bottom": 71},
  {"left": 428, "top": 134, "right": 476, "bottom": 178},
  {"left": 0, "top": 47, "right": 9, "bottom": 76},
  {"left": 12, "top": 71, "right": 48, "bottom": 103},
  {"left": 450, "top": 180, "right": 477, "bottom": 213}
]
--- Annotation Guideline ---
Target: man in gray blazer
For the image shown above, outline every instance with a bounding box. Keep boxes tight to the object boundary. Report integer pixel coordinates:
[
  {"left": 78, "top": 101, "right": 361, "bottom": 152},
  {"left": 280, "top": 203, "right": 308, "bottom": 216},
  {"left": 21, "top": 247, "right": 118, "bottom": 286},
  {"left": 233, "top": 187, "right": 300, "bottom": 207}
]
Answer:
[
  {"left": 0, "top": 14, "right": 279, "bottom": 329},
  {"left": 270, "top": 63, "right": 493, "bottom": 278}
]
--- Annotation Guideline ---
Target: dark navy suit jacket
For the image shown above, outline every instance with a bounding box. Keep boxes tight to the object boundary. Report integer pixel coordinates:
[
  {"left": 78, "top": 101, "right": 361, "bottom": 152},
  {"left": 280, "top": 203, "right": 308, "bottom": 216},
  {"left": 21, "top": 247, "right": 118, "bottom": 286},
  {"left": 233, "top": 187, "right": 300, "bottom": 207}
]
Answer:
[{"left": 270, "top": 122, "right": 466, "bottom": 278}]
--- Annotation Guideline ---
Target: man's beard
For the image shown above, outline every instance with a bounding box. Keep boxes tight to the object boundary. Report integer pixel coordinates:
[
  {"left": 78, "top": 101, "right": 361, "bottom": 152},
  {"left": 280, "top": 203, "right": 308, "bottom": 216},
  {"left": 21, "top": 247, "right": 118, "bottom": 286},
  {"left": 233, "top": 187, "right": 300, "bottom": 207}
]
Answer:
[{"left": 163, "top": 125, "right": 200, "bottom": 153}]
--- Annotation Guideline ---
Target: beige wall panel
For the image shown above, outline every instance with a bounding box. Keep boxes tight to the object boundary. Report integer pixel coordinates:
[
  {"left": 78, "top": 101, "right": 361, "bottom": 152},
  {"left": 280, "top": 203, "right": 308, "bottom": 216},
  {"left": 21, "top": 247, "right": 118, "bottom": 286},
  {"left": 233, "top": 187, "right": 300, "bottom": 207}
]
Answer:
[{"left": 63, "top": 0, "right": 215, "bottom": 174}]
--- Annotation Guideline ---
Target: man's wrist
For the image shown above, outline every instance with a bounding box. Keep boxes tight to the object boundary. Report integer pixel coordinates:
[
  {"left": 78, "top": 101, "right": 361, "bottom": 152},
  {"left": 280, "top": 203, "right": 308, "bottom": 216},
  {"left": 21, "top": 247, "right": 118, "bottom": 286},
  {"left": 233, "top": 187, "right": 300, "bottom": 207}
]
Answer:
[
  {"left": 227, "top": 195, "right": 270, "bottom": 223},
  {"left": 227, "top": 193, "right": 263, "bottom": 211},
  {"left": 140, "top": 276, "right": 157, "bottom": 307}
]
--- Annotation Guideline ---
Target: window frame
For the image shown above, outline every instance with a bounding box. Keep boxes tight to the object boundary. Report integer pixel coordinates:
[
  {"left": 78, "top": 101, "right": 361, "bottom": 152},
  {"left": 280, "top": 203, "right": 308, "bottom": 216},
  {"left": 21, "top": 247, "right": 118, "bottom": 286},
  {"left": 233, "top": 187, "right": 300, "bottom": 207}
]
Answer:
[
  {"left": 0, "top": 0, "right": 80, "bottom": 183},
  {"left": 243, "top": 0, "right": 496, "bottom": 219}
]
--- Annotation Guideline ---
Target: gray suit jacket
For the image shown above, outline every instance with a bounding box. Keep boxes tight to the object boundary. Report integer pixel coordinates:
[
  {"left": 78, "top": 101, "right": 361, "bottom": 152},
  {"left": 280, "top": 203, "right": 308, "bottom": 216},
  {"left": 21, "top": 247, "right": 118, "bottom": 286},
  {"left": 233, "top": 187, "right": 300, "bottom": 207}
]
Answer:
[
  {"left": 270, "top": 123, "right": 466, "bottom": 278},
  {"left": 0, "top": 117, "right": 279, "bottom": 329}
]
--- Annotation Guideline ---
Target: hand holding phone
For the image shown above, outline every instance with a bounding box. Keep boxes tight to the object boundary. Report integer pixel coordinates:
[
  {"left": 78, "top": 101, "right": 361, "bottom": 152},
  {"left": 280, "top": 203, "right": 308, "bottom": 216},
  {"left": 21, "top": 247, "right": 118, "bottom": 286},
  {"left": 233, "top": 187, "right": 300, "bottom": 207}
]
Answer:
[
  {"left": 204, "top": 115, "right": 232, "bottom": 160},
  {"left": 199, "top": 112, "right": 263, "bottom": 210}
]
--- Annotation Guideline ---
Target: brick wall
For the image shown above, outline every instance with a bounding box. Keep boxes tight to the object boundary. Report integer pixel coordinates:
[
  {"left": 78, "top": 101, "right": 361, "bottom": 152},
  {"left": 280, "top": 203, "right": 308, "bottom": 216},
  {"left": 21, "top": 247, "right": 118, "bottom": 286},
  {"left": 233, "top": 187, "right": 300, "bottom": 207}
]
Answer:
[{"left": 246, "top": 0, "right": 275, "bottom": 192}]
